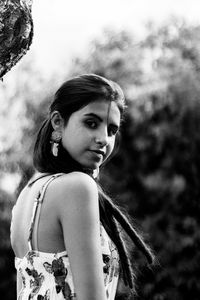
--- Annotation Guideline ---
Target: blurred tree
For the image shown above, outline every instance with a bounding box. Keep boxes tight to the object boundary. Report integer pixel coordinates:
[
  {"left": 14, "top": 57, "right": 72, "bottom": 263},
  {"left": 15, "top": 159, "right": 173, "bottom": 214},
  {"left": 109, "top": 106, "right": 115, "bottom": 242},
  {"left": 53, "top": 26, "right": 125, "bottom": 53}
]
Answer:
[
  {"left": 1, "top": 17, "right": 200, "bottom": 300},
  {"left": 69, "top": 29, "right": 146, "bottom": 92},
  {"left": 0, "top": 188, "right": 15, "bottom": 299},
  {"left": 0, "top": 57, "right": 58, "bottom": 299}
]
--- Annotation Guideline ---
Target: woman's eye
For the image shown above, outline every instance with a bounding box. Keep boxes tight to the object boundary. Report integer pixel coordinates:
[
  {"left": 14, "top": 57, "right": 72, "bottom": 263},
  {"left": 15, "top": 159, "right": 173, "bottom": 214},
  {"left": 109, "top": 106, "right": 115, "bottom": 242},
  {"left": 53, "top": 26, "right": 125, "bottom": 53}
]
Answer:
[
  {"left": 108, "top": 126, "right": 118, "bottom": 136},
  {"left": 85, "top": 120, "right": 97, "bottom": 129}
]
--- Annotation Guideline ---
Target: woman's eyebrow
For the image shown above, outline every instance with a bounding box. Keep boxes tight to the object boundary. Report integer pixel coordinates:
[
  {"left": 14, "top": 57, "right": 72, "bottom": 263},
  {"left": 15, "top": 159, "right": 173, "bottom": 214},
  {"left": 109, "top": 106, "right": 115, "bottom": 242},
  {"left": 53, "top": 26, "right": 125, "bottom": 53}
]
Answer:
[
  {"left": 84, "top": 113, "right": 103, "bottom": 122},
  {"left": 84, "top": 112, "right": 120, "bottom": 128}
]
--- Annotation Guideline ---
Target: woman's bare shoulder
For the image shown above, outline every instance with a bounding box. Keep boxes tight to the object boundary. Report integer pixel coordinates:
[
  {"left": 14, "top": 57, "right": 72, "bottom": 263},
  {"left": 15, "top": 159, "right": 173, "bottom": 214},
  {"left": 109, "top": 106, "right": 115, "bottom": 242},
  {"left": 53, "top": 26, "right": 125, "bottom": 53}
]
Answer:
[
  {"left": 47, "top": 172, "right": 98, "bottom": 206},
  {"left": 47, "top": 172, "right": 100, "bottom": 239}
]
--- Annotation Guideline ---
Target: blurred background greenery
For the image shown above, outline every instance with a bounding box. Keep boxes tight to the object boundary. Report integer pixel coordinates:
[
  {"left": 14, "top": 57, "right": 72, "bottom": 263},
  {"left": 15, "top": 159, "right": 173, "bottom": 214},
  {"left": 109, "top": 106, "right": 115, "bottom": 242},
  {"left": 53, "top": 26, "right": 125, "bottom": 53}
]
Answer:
[{"left": 1, "top": 15, "right": 200, "bottom": 300}]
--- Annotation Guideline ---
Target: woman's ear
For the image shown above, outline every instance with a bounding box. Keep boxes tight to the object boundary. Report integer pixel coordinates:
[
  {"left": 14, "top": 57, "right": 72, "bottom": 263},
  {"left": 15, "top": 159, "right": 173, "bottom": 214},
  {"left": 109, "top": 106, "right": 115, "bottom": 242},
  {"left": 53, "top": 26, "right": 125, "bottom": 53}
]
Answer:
[{"left": 50, "top": 111, "right": 64, "bottom": 131}]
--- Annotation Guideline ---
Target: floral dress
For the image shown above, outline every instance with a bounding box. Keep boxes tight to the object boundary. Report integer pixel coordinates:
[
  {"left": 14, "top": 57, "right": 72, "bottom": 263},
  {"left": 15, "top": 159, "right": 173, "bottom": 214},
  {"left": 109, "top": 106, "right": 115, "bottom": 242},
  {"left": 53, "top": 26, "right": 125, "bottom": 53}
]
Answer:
[{"left": 13, "top": 174, "right": 120, "bottom": 300}]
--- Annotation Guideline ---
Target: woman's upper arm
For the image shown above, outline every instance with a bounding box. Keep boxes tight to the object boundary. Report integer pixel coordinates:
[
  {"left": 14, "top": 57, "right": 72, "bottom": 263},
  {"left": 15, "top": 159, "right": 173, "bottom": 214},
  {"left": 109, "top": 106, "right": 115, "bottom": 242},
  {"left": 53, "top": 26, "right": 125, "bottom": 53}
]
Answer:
[{"left": 57, "top": 173, "right": 107, "bottom": 300}]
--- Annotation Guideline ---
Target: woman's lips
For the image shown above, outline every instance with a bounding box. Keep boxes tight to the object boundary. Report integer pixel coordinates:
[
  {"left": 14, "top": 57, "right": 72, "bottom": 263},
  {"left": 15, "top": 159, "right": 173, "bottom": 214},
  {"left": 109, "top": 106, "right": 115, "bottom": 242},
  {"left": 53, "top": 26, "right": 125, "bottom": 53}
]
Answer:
[
  {"left": 92, "top": 150, "right": 105, "bottom": 156},
  {"left": 89, "top": 150, "right": 105, "bottom": 159}
]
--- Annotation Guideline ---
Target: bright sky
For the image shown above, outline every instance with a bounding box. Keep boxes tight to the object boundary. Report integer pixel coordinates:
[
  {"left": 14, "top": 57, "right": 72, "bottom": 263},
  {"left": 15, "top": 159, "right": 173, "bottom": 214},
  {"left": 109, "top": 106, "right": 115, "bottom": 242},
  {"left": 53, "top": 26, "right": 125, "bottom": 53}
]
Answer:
[{"left": 31, "top": 0, "right": 200, "bottom": 75}]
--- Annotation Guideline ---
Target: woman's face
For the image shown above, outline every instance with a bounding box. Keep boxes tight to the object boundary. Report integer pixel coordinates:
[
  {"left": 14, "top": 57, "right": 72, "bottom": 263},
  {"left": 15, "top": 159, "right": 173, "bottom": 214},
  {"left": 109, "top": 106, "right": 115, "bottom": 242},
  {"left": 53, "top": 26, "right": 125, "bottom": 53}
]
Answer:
[{"left": 61, "top": 99, "right": 121, "bottom": 170}]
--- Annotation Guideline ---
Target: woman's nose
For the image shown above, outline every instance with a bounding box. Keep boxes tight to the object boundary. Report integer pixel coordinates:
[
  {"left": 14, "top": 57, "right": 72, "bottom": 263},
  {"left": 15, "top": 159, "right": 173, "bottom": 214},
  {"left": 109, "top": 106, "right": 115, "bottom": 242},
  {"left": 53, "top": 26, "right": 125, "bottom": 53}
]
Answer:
[{"left": 95, "top": 129, "right": 108, "bottom": 146}]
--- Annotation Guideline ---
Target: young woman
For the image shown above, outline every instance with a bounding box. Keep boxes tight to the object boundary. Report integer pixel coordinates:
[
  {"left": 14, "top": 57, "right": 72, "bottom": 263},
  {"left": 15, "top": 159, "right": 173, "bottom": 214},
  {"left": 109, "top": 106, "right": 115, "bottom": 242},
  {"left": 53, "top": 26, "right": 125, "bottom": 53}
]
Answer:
[{"left": 10, "top": 74, "right": 154, "bottom": 300}]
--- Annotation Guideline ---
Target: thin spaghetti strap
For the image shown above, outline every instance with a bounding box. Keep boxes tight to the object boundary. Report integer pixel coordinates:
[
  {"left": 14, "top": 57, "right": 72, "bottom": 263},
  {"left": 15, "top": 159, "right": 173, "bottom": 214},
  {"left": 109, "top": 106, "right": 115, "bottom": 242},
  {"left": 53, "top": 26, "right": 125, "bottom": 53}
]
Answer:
[
  {"left": 28, "top": 173, "right": 64, "bottom": 251},
  {"left": 27, "top": 173, "right": 51, "bottom": 187}
]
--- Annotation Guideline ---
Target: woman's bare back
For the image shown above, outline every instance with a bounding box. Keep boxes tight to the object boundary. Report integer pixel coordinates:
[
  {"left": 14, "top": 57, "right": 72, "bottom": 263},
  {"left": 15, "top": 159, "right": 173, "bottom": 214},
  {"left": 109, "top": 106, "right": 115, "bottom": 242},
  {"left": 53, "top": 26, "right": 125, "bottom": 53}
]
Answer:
[{"left": 11, "top": 173, "right": 65, "bottom": 258}]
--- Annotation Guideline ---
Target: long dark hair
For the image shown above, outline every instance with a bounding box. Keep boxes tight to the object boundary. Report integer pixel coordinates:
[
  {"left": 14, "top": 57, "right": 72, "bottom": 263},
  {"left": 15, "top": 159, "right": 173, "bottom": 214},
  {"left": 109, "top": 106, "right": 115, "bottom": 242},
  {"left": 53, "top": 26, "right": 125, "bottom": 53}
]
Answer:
[{"left": 33, "top": 74, "right": 154, "bottom": 291}]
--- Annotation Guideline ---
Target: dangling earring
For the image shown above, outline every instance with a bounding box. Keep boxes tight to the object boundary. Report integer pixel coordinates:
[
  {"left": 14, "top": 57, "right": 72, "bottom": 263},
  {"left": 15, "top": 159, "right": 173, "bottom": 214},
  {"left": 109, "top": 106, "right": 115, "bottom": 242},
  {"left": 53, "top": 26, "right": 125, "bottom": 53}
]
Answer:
[
  {"left": 92, "top": 167, "right": 99, "bottom": 179},
  {"left": 50, "top": 131, "right": 62, "bottom": 157}
]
